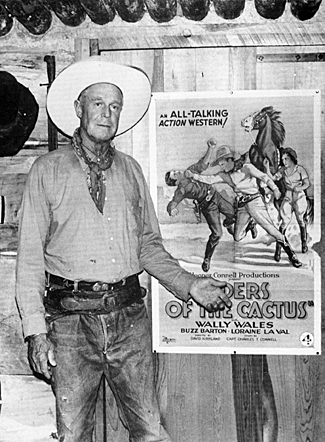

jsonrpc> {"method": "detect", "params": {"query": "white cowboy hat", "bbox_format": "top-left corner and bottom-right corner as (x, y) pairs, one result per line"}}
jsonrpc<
(46, 57), (152, 137)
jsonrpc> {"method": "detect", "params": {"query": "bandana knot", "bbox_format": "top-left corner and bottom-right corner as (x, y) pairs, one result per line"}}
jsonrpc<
(72, 128), (116, 213)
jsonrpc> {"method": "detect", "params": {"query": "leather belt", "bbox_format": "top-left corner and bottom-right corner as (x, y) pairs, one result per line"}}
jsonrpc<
(44, 273), (146, 319)
(46, 272), (139, 293)
(236, 193), (261, 208)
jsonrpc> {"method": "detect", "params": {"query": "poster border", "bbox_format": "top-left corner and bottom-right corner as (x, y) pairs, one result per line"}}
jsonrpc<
(149, 89), (322, 356)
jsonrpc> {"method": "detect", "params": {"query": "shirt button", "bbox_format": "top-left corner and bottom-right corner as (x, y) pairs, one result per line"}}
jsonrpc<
(112, 258), (116, 263)
(107, 217), (111, 221)
(110, 237), (114, 241)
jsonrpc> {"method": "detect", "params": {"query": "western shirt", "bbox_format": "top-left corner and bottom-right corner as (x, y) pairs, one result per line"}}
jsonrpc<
(16, 145), (196, 337)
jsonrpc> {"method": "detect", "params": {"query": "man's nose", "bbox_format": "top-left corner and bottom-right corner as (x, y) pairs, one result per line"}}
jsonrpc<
(102, 105), (111, 118)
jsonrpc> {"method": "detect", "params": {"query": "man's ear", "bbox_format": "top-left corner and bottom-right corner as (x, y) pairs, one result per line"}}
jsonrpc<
(74, 99), (82, 119)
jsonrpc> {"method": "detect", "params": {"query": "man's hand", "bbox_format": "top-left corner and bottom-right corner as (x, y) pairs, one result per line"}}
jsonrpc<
(189, 277), (232, 313)
(167, 201), (179, 216)
(27, 333), (56, 380)
(184, 170), (194, 179)
(207, 138), (217, 149)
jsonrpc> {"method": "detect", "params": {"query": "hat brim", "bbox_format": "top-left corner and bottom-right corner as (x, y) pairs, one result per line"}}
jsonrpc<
(216, 152), (240, 163)
(0, 83), (39, 157)
(46, 58), (152, 138)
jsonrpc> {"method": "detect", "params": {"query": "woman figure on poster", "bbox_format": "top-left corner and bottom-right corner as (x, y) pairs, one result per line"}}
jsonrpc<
(263, 147), (311, 261)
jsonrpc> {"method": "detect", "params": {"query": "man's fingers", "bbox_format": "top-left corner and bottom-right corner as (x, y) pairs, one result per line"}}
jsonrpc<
(48, 349), (57, 367)
(210, 279), (228, 289)
(220, 293), (232, 308)
(40, 361), (51, 380)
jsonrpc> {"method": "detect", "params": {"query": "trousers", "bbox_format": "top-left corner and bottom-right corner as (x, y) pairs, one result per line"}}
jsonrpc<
(48, 302), (171, 442)
(234, 195), (283, 242)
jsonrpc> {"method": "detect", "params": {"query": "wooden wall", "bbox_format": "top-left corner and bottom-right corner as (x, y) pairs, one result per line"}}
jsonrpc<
(0, 11), (324, 442)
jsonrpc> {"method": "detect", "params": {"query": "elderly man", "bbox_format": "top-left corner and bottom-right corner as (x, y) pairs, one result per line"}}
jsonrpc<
(186, 145), (302, 268)
(15, 58), (230, 442)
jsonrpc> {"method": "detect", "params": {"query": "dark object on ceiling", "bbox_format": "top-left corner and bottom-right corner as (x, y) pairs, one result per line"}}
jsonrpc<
(0, 3), (13, 36)
(1, 0), (52, 35)
(255, 0), (286, 19)
(213, 0), (245, 20)
(145, 0), (177, 22)
(0, 71), (39, 157)
(179, 0), (210, 21)
(290, 0), (323, 20)
(0, 0), (322, 37)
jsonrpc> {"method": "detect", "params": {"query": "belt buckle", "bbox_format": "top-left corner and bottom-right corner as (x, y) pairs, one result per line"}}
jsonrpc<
(104, 294), (117, 312)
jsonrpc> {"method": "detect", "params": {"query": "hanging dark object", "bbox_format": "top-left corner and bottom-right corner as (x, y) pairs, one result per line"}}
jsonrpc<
(1, 0), (52, 35)
(44, 55), (58, 152)
(0, 71), (39, 157)
(79, 0), (115, 25)
(0, 3), (13, 37)
(255, 0), (286, 19)
(290, 0), (323, 20)
(113, 0), (145, 23)
(179, 0), (210, 21)
(213, 0), (245, 20)
(44, 0), (86, 27)
(145, 0), (177, 23)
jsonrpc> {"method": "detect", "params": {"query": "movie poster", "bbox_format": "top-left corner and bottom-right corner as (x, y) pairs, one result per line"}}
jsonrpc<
(149, 90), (321, 355)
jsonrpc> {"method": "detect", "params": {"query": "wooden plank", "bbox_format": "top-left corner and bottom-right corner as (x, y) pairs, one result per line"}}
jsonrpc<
(256, 52), (325, 63)
(166, 353), (236, 442)
(165, 353), (201, 441)
(74, 38), (91, 61)
(295, 356), (321, 442)
(268, 356), (296, 442)
(195, 47), (230, 91)
(97, 17), (325, 50)
(0, 257), (31, 374)
(0, 375), (56, 442)
(229, 47), (257, 90)
(164, 48), (196, 92)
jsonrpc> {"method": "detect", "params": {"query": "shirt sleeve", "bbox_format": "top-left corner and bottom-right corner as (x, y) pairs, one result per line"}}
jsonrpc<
(192, 172), (224, 185)
(187, 157), (209, 174)
(15, 158), (50, 338)
(171, 184), (186, 204)
(137, 170), (196, 301)
(298, 165), (309, 181)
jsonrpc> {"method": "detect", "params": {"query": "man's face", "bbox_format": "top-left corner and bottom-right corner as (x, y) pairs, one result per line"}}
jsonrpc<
(219, 158), (234, 173)
(75, 83), (123, 143)
(170, 170), (184, 184)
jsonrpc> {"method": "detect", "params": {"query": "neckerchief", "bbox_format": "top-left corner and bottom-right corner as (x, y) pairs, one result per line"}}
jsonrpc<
(72, 128), (116, 214)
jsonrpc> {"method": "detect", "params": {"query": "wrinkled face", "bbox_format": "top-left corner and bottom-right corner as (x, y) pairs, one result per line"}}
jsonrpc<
(74, 83), (123, 143)
(218, 158), (234, 173)
(282, 153), (294, 168)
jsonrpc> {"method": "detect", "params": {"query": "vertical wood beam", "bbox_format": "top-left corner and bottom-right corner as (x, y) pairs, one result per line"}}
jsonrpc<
(74, 38), (91, 61)
(90, 39), (100, 56)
